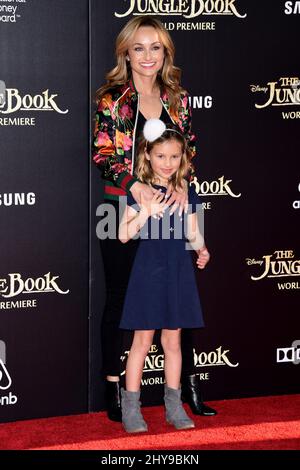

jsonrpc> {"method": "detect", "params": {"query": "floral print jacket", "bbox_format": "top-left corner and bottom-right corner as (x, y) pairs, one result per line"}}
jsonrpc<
(93, 79), (196, 200)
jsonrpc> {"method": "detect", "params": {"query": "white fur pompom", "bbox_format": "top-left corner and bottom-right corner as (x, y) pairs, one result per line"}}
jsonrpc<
(143, 119), (166, 142)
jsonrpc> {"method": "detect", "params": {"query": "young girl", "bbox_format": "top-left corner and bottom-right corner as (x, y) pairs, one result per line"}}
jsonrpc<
(118, 119), (210, 433)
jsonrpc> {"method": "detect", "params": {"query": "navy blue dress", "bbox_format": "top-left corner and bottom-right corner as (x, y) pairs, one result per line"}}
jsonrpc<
(119, 184), (205, 330)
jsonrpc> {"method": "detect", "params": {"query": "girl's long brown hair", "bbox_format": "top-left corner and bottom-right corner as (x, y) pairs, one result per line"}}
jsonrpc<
(135, 128), (191, 191)
(96, 16), (184, 117)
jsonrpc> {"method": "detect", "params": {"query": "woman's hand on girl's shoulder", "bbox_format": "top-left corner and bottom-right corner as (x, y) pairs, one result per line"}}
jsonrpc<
(165, 180), (188, 217)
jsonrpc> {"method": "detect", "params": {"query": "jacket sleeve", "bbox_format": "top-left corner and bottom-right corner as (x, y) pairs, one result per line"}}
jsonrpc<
(92, 94), (138, 193)
(181, 92), (197, 181)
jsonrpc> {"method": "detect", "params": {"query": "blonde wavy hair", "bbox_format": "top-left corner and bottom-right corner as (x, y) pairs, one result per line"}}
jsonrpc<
(96, 16), (183, 117)
(135, 128), (191, 191)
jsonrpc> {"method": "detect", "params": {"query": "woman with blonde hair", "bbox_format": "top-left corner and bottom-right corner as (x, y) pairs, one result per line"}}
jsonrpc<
(93, 15), (216, 422)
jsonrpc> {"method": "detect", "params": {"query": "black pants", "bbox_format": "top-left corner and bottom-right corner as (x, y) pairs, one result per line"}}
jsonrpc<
(100, 200), (198, 377)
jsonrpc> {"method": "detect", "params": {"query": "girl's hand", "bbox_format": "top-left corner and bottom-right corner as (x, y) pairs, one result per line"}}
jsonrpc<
(130, 181), (155, 204)
(140, 189), (165, 218)
(165, 180), (188, 217)
(196, 247), (210, 269)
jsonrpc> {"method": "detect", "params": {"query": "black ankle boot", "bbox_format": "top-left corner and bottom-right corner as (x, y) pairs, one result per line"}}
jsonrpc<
(181, 375), (217, 416)
(105, 381), (122, 422)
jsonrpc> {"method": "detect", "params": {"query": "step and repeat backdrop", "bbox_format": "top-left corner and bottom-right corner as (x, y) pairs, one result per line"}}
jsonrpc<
(90, 0), (299, 410)
(0, 0), (298, 423)
(0, 0), (89, 422)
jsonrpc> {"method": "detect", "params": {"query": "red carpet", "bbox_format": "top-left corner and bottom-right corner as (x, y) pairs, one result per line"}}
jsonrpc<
(0, 395), (300, 450)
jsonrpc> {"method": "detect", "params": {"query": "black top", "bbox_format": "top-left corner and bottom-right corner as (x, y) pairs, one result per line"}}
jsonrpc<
(134, 106), (173, 163)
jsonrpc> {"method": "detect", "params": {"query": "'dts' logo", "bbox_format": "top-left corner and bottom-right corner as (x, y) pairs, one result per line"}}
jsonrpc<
(0, 340), (12, 390)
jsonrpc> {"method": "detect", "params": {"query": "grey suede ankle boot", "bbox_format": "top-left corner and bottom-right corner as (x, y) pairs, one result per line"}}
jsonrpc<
(164, 385), (195, 430)
(121, 388), (148, 433)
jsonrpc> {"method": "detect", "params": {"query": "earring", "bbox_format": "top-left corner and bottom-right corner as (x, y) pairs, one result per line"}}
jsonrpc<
(126, 56), (130, 62)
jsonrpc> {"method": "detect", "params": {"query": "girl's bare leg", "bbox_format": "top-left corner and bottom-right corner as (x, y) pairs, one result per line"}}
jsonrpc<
(125, 330), (155, 391)
(161, 329), (182, 388)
